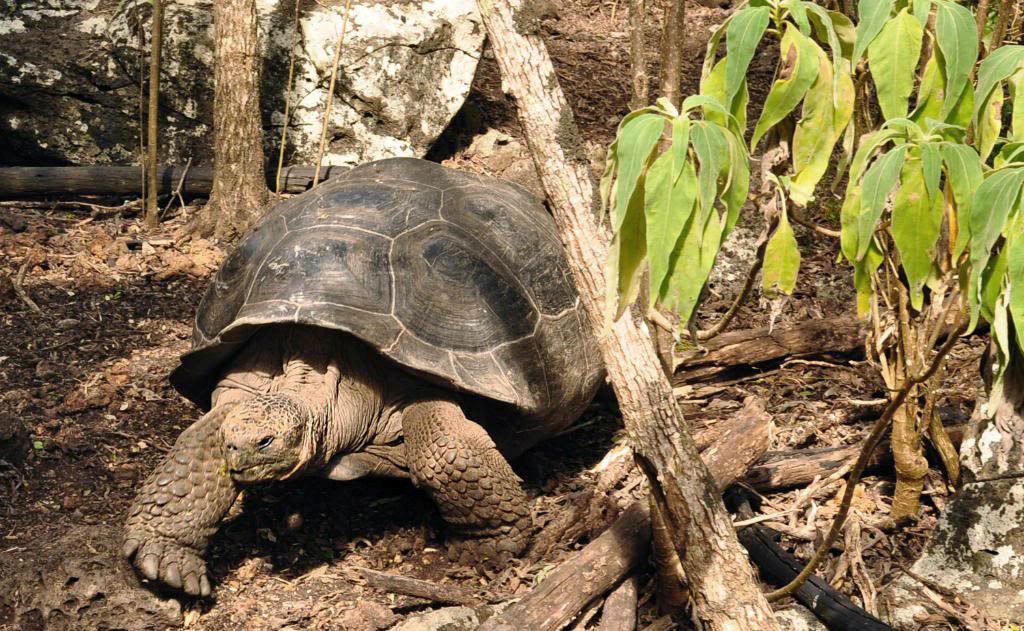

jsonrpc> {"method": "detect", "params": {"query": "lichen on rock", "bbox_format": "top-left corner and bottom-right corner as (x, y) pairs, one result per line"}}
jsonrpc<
(0, 0), (484, 167)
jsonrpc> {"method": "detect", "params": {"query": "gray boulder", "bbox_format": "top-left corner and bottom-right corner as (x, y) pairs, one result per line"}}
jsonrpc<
(0, 1), (483, 166)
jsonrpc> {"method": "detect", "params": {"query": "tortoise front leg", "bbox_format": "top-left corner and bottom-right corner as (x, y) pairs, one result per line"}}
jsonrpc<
(123, 405), (239, 596)
(401, 400), (531, 565)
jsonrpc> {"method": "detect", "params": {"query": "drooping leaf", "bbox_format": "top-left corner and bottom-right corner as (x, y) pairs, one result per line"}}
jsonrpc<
(941, 143), (984, 259)
(701, 58), (749, 135)
(912, 0), (931, 26)
(691, 122), (731, 222)
(974, 45), (1024, 125)
(868, 9), (924, 120)
(791, 47), (855, 205)
(977, 87), (1005, 162)
(810, 9), (856, 61)
(1007, 218), (1024, 355)
(849, 128), (901, 184)
(613, 113), (666, 230)
(721, 129), (750, 237)
(911, 50), (974, 127)
(751, 25), (819, 150)
(855, 238), (884, 317)
(934, 0), (978, 120)
(599, 140), (619, 219)
(701, 13), (736, 83)
(609, 179), (648, 319)
(921, 142), (942, 201)
(725, 6), (771, 111)
(857, 145), (908, 260)
(1010, 69), (1024, 143)
(891, 155), (944, 310)
(970, 167), (1024, 280)
(840, 184), (863, 264)
(662, 206), (722, 323)
(978, 245), (1009, 328)
(853, 0), (894, 63)
(762, 210), (802, 296)
(670, 117), (691, 183)
(646, 154), (698, 306)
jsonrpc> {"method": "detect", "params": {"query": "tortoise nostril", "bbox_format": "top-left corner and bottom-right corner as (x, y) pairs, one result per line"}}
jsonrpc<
(256, 435), (274, 450)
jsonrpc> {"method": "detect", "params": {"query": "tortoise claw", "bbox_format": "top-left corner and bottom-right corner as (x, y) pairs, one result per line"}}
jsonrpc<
(123, 528), (210, 597)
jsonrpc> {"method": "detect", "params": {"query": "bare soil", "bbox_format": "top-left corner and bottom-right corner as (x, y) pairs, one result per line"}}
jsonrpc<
(0, 1), (989, 630)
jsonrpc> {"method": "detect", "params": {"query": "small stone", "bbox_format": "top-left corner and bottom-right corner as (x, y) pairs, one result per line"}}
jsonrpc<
(55, 318), (80, 330)
(388, 606), (480, 631)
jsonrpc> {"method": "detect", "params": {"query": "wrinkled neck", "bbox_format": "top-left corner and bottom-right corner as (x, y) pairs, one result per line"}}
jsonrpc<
(273, 333), (393, 475)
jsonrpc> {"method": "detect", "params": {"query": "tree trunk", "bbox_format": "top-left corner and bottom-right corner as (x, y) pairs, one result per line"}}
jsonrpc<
(628, 0), (649, 110)
(476, 2), (779, 629)
(144, 0), (163, 229)
(657, 0), (685, 108)
(198, 0), (269, 240)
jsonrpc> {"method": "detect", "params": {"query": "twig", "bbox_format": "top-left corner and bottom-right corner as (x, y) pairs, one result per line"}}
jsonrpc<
(357, 567), (493, 606)
(976, 0), (992, 56)
(697, 238), (766, 341)
(313, 0), (353, 188)
(790, 207), (841, 238)
(275, 0), (301, 194)
(13, 262), (41, 313)
(992, 0), (1015, 51)
(161, 157), (192, 218)
(766, 313), (968, 601)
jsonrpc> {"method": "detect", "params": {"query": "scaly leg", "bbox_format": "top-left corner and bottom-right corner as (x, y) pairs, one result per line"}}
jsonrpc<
(123, 405), (239, 596)
(402, 400), (531, 565)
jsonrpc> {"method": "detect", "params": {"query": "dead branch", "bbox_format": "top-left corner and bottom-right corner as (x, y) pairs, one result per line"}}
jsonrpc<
(13, 263), (41, 314)
(145, 0), (164, 228)
(677, 317), (866, 384)
(313, 0), (353, 187)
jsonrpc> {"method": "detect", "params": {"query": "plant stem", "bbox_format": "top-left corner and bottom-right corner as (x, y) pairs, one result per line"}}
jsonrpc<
(275, 0), (301, 195)
(145, 0), (164, 229)
(313, 0), (353, 188)
(766, 311), (967, 601)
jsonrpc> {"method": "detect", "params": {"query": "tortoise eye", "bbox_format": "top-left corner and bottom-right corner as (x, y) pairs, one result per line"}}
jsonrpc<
(256, 436), (274, 450)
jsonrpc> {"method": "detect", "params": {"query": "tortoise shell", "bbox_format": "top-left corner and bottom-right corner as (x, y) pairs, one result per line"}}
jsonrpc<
(170, 158), (603, 432)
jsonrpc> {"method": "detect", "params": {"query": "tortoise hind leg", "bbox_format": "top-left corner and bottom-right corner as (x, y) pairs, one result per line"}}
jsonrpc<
(401, 400), (531, 565)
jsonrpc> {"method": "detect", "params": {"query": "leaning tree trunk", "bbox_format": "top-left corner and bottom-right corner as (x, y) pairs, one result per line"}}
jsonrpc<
(476, 2), (779, 629)
(197, 0), (269, 240)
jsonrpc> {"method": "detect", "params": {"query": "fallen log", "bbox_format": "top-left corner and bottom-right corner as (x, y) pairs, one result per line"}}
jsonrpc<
(744, 424), (966, 492)
(0, 165), (347, 198)
(674, 317), (865, 384)
(596, 576), (638, 631)
(480, 397), (773, 631)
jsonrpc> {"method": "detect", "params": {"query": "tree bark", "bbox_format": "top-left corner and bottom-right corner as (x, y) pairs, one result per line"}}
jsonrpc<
(657, 0), (686, 108)
(144, 0), (163, 229)
(476, 3), (779, 628)
(198, 0), (269, 240)
(597, 576), (638, 631)
(628, 0), (649, 110)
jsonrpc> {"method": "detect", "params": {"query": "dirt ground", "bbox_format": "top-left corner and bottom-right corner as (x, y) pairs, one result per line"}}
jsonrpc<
(0, 1), (991, 630)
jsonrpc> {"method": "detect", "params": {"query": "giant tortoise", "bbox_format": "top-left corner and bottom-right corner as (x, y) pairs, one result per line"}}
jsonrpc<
(123, 157), (605, 596)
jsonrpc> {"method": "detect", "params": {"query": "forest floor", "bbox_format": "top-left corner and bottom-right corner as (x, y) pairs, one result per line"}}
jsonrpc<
(0, 1), (990, 630)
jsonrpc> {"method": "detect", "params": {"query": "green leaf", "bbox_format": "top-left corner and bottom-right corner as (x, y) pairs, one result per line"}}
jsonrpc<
(857, 145), (908, 260)
(1010, 69), (1024, 143)
(701, 58), (749, 134)
(608, 181), (648, 319)
(810, 9), (855, 61)
(791, 47), (855, 205)
(646, 153), (698, 306)
(868, 9), (924, 121)
(853, 0), (894, 63)
(977, 87), (1004, 163)
(855, 239), (884, 317)
(762, 210), (802, 296)
(725, 6), (771, 111)
(979, 245), (1009, 327)
(934, 0), (978, 120)
(662, 206), (723, 323)
(33, 440), (44, 451)
(891, 155), (944, 310)
(721, 130), (750, 237)
(921, 143), (942, 201)
(912, 0), (932, 25)
(751, 25), (819, 150)
(671, 117), (691, 183)
(599, 141), (618, 218)
(613, 114), (666, 230)
(970, 167), (1024, 279)
(974, 45), (1024, 126)
(941, 143), (983, 259)
(702, 14), (736, 84)
(1007, 220), (1024, 355)
(849, 128), (901, 184)
(691, 122), (730, 222)
(840, 184), (863, 263)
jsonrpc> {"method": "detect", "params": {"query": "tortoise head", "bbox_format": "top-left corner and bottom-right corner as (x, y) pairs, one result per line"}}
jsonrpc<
(220, 394), (310, 483)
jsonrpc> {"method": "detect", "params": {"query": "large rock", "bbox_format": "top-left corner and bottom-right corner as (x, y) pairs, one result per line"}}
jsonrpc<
(881, 365), (1024, 627)
(0, 1), (483, 167)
